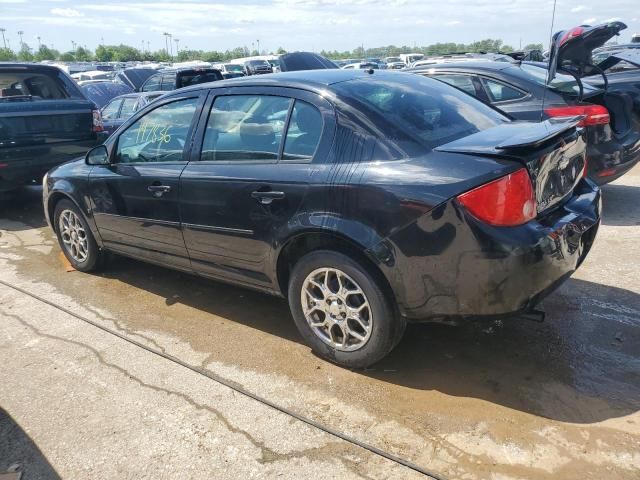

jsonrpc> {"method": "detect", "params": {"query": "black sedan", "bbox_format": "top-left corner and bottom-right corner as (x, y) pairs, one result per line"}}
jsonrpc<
(410, 22), (640, 185)
(42, 70), (600, 368)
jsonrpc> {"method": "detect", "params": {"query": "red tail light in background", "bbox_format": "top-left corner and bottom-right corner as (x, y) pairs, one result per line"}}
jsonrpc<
(457, 168), (537, 227)
(92, 109), (104, 133)
(544, 105), (610, 127)
(559, 26), (585, 46)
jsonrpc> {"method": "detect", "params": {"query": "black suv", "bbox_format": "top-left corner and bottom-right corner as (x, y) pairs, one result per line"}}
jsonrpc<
(43, 70), (600, 368)
(140, 68), (223, 92)
(242, 60), (273, 76)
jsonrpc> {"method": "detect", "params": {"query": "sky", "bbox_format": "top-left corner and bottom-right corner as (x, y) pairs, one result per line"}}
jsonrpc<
(0, 0), (638, 54)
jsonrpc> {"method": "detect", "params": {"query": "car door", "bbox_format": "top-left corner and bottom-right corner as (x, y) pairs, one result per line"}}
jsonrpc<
(88, 93), (204, 270)
(179, 87), (335, 290)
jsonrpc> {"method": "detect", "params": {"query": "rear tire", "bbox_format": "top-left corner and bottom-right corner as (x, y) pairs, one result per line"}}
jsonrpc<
(53, 199), (103, 272)
(288, 250), (405, 369)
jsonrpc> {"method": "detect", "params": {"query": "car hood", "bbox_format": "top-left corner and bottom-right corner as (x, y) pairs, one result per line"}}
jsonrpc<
(278, 52), (338, 72)
(548, 21), (627, 81)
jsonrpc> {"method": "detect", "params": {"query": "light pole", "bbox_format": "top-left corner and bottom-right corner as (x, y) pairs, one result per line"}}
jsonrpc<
(17, 30), (23, 50)
(37, 36), (41, 48)
(168, 33), (173, 59)
(256, 39), (260, 54)
(163, 32), (170, 58)
(0, 28), (6, 49)
(71, 40), (76, 51)
(174, 38), (179, 56)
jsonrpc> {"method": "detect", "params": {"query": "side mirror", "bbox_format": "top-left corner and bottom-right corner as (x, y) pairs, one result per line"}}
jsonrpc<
(85, 145), (110, 166)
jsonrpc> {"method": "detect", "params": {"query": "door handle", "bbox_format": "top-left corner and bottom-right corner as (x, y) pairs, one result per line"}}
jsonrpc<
(148, 184), (171, 197)
(251, 190), (285, 205)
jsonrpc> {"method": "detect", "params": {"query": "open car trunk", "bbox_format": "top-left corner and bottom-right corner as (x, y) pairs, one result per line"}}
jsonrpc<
(437, 119), (586, 214)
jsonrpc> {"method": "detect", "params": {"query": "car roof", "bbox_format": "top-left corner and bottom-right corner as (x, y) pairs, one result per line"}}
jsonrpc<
(408, 60), (515, 72)
(171, 69), (388, 96)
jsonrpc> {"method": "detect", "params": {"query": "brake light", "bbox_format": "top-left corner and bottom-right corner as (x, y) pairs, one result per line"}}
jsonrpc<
(544, 105), (610, 127)
(457, 168), (537, 227)
(92, 109), (104, 133)
(559, 26), (585, 46)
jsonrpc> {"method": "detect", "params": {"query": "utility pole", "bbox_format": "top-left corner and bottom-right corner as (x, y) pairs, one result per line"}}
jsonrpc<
(17, 30), (23, 49)
(0, 28), (6, 49)
(174, 38), (179, 56)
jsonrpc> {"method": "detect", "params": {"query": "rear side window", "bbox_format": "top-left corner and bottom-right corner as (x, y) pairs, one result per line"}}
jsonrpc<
(178, 71), (222, 88)
(333, 75), (506, 151)
(201, 95), (291, 162)
(119, 97), (138, 118)
(101, 99), (122, 120)
(0, 71), (70, 100)
(142, 74), (161, 92)
(115, 98), (198, 163)
(481, 78), (526, 103)
(433, 74), (477, 96)
(283, 101), (323, 161)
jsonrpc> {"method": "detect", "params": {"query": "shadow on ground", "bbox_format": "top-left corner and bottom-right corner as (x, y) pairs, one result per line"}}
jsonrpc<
(601, 183), (640, 226)
(0, 188), (47, 231)
(0, 408), (60, 480)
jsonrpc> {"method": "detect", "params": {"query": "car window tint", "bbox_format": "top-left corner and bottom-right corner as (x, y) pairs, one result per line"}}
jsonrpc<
(101, 99), (122, 120)
(283, 101), (323, 161)
(160, 74), (175, 91)
(482, 78), (525, 102)
(333, 75), (505, 152)
(142, 74), (161, 92)
(115, 98), (198, 164)
(201, 95), (291, 162)
(433, 74), (477, 96)
(119, 97), (138, 119)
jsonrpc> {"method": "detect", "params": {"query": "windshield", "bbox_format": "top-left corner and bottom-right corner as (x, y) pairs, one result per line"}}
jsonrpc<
(386, 57), (402, 63)
(225, 64), (243, 72)
(333, 74), (506, 153)
(519, 63), (598, 95)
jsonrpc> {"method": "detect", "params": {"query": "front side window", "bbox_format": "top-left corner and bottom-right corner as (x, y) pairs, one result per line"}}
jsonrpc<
(201, 95), (291, 162)
(434, 74), (477, 96)
(283, 101), (323, 161)
(101, 99), (122, 120)
(115, 98), (198, 164)
(481, 78), (526, 103)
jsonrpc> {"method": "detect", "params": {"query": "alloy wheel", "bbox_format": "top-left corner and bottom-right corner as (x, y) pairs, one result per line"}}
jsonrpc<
(59, 209), (89, 263)
(300, 267), (373, 352)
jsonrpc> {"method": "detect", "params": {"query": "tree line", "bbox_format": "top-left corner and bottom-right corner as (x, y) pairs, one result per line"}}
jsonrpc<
(0, 39), (544, 63)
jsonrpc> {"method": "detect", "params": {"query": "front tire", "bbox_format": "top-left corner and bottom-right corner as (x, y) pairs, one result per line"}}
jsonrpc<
(288, 250), (405, 369)
(53, 199), (103, 272)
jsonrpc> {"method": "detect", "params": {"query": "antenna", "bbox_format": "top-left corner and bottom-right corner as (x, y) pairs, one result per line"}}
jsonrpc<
(540, 0), (558, 122)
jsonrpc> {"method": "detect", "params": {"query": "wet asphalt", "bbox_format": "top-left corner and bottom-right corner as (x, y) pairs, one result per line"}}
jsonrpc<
(0, 166), (639, 479)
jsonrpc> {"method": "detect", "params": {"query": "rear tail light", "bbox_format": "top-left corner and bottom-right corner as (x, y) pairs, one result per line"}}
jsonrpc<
(559, 26), (585, 46)
(597, 167), (617, 178)
(457, 168), (537, 227)
(92, 109), (104, 133)
(544, 105), (610, 127)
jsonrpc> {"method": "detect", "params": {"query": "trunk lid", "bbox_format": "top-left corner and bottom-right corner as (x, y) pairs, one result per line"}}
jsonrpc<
(436, 119), (587, 213)
(548, 21), (627, 81)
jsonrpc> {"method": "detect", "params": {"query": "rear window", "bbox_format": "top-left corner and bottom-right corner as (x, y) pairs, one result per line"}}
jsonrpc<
(177, 71), (221, 87)
(519, 63), (598, 95)
(0, 69), (80, 100)
(332, 74), (506, 151)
